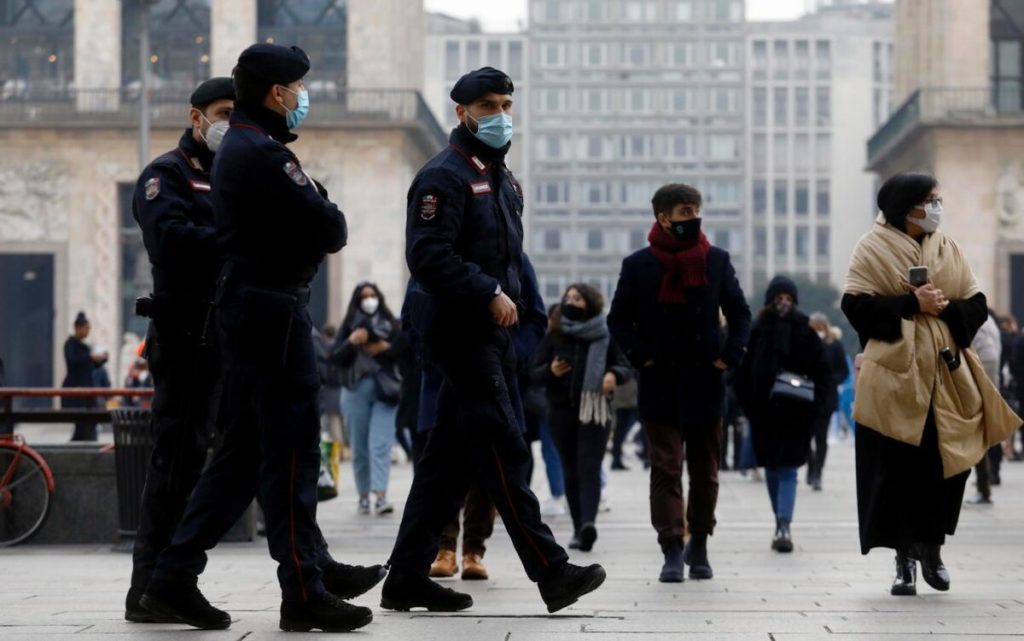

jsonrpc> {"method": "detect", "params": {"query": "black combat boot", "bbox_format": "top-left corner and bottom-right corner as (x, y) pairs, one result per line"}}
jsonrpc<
(279, 592), (373, 632)
(125, 586), (176, 623)
(659, 540), (685, 583)
(771, 520), (794, 553)
(891, 549), (917, 596)
(537, 562), (607, 613)
(913, 543), (950, 591)
(380, 567), (473, 612)
(321, 561), (387, 600)
(139, 582), (231, 630)
(683, 533), (714, 578)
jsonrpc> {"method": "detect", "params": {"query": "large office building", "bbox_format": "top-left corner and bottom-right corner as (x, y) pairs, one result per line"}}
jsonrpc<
(526, 0), (747, 302)
(745, 2), (893, 293)
(0, 0), (444, 394)
(867, 0), (1024, 319)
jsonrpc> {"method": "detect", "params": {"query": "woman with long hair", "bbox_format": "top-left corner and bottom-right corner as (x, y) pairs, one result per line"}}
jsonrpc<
(806, 312), (850, 491)
(531, 283), (631, 552)
(333, 282), (403, 516)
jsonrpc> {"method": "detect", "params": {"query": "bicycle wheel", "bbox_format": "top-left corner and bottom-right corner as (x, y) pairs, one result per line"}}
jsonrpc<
(0, 445), (52, 547)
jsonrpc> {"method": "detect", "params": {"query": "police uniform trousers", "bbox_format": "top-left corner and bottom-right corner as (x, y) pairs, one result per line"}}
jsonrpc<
(150, 284), (327, 602)
(389, 324), (568, 582)
(131, 318), (218, 591)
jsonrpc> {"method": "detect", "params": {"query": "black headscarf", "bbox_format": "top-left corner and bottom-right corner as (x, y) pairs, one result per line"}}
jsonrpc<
(877, 173), (938, 231)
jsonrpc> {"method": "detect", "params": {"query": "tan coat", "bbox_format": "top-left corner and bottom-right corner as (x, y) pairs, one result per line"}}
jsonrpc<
(845, 215), (1020, 477)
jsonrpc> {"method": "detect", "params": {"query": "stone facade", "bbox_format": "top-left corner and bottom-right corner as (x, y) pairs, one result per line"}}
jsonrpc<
(348, 0), (424, 92)
(211, 0), (257, 77)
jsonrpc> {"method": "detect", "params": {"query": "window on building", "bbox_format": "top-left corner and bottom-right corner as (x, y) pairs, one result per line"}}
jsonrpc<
(584, 42), (605, 67)
(585, 0), (607, 22)
(257, 0), (345, 87)
(794, 87), (809, 126)
(775, 227), (788, 258)
(539, 89), (567, 112)
(629, 228), (646, 249)
(487, 41), (501, 66)
(713, 88), (737, 113)
(537, 0), (563, 22)
(671, 43), (691, 66)
(794, 40), (810, 75)
(543, 229), (562, 251)
(628, 88), (651, 112)
(713, 229), (731, 251)
(753, 179), (767, 215)
(816, 227), (830, 258)
(815, 86), (831, 125)
(773, 179), (788, 214)
(537, 182), (569, 204)
(709, 134), (738, 160)
(542, 43), (566, 67)
(773, 133), (788, 172)
(626, 43), (651, 66)
(753, 87), (767, 126)
(773, 87), (788, 126)
(815, 39), (831, 76)
(674, 0), (693, 21)
(586, 135), (604, 159)
(672, 88), (688, 112)
(753, 134), (767, 173)
(795, 226), (809, 259)
(0, 0), (74, 89)
(754, 227), (767, 258)
(773, 40), (789, 79)
(816, 180), (830, 216)
(710, 42), (737, 67)
(992, 39), (1022, 111)
(466, 41), (481, 70)
(752, 40), (768, 73)
(582, 88), (606, 113)
(445, 42), (461, 80)
(625, 1), (657, 22)
(707, 180), (740, 206)
(124, 0), (214, 89)
(794, 134), (810, 172)
(543, 135), (563, 159)
(795, 179), (809, 215)
(815, 134), (831, 172)
(672, 134), (692, 158)
(508, 41), (523, 77)
(587, 229), (604, 251)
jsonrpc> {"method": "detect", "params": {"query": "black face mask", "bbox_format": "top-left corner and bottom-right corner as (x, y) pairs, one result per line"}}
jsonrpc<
(668, 218), (702, 243)
(560, 303), (587, 322)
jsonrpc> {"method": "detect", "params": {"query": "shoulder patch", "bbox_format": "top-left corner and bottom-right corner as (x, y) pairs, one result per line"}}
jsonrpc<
(144, 177), (160, 200)
(419, 194), (440, 221)
(283, 161), (309, 186)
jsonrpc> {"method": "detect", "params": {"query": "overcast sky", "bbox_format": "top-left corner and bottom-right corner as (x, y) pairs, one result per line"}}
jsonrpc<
(423, 0), (814, 31)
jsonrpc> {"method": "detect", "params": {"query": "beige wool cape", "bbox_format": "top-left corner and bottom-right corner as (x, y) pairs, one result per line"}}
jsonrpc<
(845, 215), (1021, 478)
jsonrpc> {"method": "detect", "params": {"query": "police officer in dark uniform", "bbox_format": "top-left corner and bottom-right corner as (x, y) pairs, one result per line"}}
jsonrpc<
(381, 67), (607, 614)
(139, 45), (378, 633)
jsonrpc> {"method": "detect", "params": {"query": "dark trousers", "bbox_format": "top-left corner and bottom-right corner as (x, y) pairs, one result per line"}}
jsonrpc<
(438, 482), (496, 556)
(807, 412), (831, 482)
(71, 421), (98, 441)
(644, 419), (722, 551)
(550, 407), (610, 535)
(974, 445), (1004, 497)
(611, 408), (638, 465)
(131, 323), (216, 590)
(150, 288), (326, 602)
(388, 326), (568, 582)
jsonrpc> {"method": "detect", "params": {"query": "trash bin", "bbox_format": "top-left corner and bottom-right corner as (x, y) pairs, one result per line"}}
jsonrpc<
(111, 408), (154, 551)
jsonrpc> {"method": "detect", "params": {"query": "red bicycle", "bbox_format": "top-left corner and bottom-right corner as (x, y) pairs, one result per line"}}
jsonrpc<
(0, 434), (55, 546)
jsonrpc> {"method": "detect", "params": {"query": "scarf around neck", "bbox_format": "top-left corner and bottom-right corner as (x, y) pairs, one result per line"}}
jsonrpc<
(560, 313), (612, 427)
(647, 222), (711, 304)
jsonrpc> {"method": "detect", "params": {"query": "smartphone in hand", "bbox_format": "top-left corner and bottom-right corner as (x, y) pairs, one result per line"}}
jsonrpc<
(908, 266), (929, 288)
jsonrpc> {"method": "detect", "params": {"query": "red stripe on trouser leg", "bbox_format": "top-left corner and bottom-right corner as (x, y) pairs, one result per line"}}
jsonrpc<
(490, 446), (549, 569)
(289, 452), (308, 601)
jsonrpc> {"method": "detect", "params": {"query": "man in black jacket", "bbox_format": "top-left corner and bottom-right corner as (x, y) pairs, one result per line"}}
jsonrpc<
(608, 183), (751, 583)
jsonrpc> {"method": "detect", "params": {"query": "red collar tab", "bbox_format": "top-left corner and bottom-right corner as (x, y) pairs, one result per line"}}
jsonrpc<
(449, 143), (491, 175)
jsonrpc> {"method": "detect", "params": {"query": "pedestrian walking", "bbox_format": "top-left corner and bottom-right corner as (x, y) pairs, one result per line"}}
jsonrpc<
(531, 283), (631, 552)
(609, 379), (639, 471)
(315, 324), (347, 459)
(967, 310), (1003, 504)
(383, 67), (605, 614)
(608, 183), (751, 582)
(842, 172), (1021, 596)
(62, 312), (105, 442)
(140, 46), (383, 632)
(806, 312), (849, 491)
(333, 282), (402, 516)
(735, 277), (832, 553)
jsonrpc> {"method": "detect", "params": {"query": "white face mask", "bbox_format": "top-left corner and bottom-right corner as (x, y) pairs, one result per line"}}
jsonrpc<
(360, 296), (380, 315)
(201, 116), (229, 153)
(915, 201), (942, 233)
(816, 330), (827, 341)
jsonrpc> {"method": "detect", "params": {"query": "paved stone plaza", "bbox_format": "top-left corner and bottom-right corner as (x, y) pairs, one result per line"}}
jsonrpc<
(1, 433), (1022, 640)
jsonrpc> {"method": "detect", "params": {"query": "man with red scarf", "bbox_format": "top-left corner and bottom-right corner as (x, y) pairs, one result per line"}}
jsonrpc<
(608, 183), (751, 583)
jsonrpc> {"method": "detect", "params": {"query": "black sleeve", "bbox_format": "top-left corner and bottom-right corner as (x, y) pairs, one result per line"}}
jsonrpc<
(807, 332), (835, 417)
(733, 327), (758, 412)
(530, 333), (556, 386)
(132, 163), (217, 268)
(830, 342), (850, 382)
(939, 292), (988, 349)
(263, 145), (347, 254)
(607, 259), (649, 368)
(405, 167), (500, 303)
(606, 338), (633, 384)
(841, 292), (920, 348)
(64, 340), (91, 370)
(329, 326), (358, 369)
(719, 254), (752, 368)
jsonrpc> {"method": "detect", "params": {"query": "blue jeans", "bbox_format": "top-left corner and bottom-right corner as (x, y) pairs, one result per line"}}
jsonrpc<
(538, 417), (565, 498)
(765, 466), (798, 523)
(341, 377), (396, 497)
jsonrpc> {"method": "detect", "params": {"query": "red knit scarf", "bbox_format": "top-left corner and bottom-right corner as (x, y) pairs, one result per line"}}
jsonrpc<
(647, 222), (710, 304)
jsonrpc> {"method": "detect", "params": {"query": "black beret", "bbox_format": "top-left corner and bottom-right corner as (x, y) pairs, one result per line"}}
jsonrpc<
(450, 66), (514, 104)
(190, 77), (235, 109)
(237, 44), (310, 85)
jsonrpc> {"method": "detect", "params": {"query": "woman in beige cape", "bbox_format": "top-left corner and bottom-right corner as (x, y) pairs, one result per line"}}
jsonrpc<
(842, 173), (1020, 597)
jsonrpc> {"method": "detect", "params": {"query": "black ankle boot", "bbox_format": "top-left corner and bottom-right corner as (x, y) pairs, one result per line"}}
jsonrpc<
(771, 520), (793, 553)
(321, 561), (387, 600)
(538, 562), (606, 613)
(659, 540), (685, 583)
(913, 543), (950, 591)
(682, 533), (713, 579)
(380, 568), (473, 612)
(891, 550), (917, 596)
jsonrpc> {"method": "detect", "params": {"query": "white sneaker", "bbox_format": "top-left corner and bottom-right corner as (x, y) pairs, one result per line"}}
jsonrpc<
(540, 496), (567, 517)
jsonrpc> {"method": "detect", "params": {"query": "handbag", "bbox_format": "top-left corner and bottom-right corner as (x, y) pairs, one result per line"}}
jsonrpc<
(770, 370), (815, 404)
(373, 367), (402, 405)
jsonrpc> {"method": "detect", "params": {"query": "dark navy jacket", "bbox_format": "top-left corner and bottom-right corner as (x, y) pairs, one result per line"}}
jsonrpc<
(608, 245), (751, 424)
(132, 129), (219, 311)
(405, 125), (525, 333)
(212, 104), (346, 287)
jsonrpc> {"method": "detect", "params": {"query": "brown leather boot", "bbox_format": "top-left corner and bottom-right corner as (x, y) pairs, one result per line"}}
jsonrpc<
(461, 553), (488, 581)
(429, 550), (458, 578)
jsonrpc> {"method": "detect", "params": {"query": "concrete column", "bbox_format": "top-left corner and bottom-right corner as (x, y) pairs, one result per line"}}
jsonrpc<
(211, 0), (258, 77)
(74, 0), (120, 110)
(347, 0), (424, 91)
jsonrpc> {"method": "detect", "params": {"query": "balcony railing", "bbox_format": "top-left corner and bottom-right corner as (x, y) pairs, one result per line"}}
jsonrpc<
(867, 86), (1024, 166)
(0, 87), (447, 150)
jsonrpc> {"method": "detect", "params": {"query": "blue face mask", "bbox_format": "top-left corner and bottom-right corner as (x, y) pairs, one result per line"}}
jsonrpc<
(467, 111), (513, 149)
(280, 86), (310, 129)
